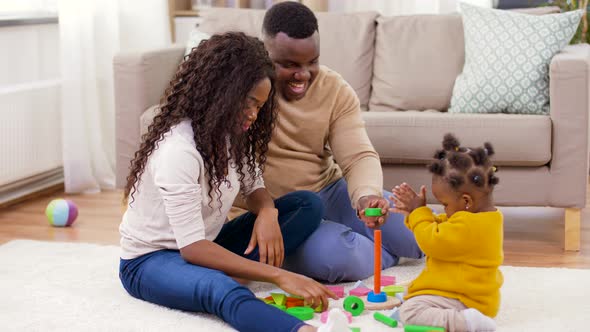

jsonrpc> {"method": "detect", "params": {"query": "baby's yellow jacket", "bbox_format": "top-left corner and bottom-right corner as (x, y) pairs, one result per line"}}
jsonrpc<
(404, 206), (504, 317)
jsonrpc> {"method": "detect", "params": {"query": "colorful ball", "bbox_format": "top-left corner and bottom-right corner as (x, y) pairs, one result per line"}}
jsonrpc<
(45, 199), (78, 227)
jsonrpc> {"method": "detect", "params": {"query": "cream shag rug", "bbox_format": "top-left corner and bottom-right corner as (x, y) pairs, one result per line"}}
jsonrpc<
(1, 240), (588, 332)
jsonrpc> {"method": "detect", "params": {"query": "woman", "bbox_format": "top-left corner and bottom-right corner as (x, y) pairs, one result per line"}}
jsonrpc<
(119, 32), (338, 332)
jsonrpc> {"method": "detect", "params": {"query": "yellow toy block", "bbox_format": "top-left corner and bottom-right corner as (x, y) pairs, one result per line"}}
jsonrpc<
(271, 293), (287, 306)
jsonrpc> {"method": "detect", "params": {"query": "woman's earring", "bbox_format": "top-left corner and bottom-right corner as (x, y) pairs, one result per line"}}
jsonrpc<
(465, 205), (469, 210)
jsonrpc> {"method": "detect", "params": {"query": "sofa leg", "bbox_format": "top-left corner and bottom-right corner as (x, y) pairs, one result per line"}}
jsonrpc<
(564, 208), (581, 252)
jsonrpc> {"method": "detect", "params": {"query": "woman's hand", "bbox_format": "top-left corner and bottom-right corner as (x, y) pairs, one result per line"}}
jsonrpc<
(274, 270), (338, 310)
(357, 195), (390, 228)
(244, 207), (284, 267)
(389, 183), (427, 215)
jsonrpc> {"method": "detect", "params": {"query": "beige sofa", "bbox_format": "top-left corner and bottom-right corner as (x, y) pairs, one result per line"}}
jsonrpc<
(114, 8), (590, 251)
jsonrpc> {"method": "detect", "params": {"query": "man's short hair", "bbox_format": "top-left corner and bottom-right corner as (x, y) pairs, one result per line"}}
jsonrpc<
(262, 1), (318, 39)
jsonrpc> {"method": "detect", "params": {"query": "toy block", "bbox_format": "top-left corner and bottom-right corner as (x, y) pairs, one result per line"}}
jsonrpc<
(286, 307), (314, 321)
(389, 307), (401, 321)
(313, 302), (326, 313)
(353, 280), (368, 289)
(349, 287), (371, 296)
(326, 285), (345, 298)
(383, 285), (405, 296)
(350, 328), (361, 332)
(305, 301), (324, 313)
(286, 297), (305, 308)
(374, 312), (398, 327)
(404, 325), (445, 332)
(321, 309), (352, 323)
(343, 296), (365, 316)
(259, 297), (274, 304)
(271, 293), (287, 306)
(363, 296), (401, 310)
(365, 208), (383, 217)
(381, 276), (396, 286)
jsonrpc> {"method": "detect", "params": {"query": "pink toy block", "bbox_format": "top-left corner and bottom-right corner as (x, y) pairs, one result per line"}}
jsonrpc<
(349, 287), (371, 296)
(326, 285), (345, 298)
(321, 309), (352, 323)
(380, 276), (396, 286)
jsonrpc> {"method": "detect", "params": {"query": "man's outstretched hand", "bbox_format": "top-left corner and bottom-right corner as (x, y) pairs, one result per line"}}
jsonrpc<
(357, 195), (389, 228)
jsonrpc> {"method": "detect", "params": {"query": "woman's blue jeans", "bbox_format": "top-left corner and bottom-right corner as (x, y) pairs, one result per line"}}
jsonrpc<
(119, 191), (323, 332)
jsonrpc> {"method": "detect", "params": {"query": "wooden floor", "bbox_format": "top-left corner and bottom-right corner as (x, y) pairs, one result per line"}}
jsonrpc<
(0, 188), (589, 268)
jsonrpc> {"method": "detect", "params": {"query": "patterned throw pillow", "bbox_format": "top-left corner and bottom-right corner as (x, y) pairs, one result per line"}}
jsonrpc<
(449, 4), (583, 115)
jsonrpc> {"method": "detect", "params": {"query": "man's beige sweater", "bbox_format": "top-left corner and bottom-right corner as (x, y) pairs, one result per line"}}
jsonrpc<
(233, 66), (382, 216)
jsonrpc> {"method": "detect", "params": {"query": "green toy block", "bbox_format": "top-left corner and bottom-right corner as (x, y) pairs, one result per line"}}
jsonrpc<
(373, 312), (398, 327)
(364, 208), (383, 217)
(271, 293), (287, 306)
(350, 328), (361, 332)
(343, 296), (365, 316)
(404, 324), (445, 332)
(286, 307), (314, 320)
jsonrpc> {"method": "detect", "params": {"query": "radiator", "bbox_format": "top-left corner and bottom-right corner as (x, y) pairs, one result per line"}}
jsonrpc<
(0, 80), (63, 203)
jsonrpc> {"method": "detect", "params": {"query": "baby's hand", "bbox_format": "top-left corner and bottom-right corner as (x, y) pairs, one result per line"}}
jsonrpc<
(389, 183), (427, 215)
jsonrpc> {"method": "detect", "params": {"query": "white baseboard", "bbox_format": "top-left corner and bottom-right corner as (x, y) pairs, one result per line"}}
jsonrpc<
(0, 168), (64, 206)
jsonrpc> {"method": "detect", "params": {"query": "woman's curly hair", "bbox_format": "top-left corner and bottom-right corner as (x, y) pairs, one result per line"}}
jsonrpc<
(124, 32), (278, 204)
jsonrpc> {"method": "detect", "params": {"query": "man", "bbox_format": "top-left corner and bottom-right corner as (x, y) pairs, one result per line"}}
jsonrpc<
(236, 1), (423, 282)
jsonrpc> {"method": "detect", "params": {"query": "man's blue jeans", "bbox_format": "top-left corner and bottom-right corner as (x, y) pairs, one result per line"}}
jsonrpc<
(119, 191), (323, 332)
(284, 178), (424, 283)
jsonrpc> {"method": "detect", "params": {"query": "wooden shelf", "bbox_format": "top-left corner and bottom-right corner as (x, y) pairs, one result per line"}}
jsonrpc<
(174, 10), (199, 17)
(167, 0), (328, 42)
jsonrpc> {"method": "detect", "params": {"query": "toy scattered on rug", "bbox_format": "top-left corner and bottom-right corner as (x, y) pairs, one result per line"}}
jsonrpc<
(45, 198), (78, 227)
(362, 219), (402, 311)
(259, 208), (426, 330)
(404, 325), (445, 331)
(318, 308), (353, 332)
(326, 285), (345, 298)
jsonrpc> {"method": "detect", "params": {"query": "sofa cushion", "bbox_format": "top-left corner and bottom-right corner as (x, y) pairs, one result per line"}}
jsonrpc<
(198, 8), (377, 110)
(362, 111), (551, 167)
(370, 14), (465, 112)
(449, 4), (583, 115)
(369, 6), (567, 113)
(141, 106), (552, 167)
(315, 11), (377, 111)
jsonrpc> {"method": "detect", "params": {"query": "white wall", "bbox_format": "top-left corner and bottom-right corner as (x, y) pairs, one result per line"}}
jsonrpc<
(0, 0), (57, 12)
(0, 23), (62, 186)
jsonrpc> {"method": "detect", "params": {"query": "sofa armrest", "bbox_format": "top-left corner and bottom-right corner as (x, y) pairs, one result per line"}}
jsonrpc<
(114, 45), (185, 188)
(549, 44), (590, 208)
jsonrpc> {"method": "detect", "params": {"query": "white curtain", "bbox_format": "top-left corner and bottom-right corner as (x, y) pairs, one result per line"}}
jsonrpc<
(58, 0), (171, 193)
(327, 0), (493, 15)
